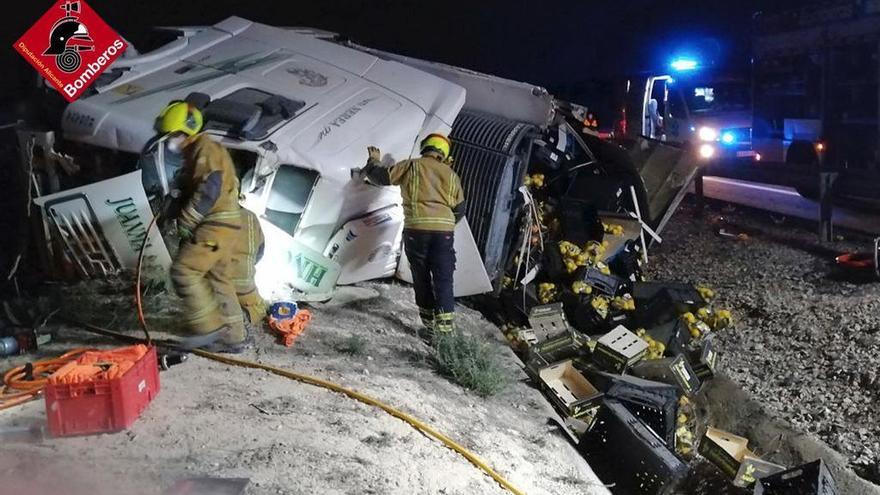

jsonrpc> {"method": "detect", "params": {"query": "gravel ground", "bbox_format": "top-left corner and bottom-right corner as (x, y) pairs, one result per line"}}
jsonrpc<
(647, 198), (880, 482)
(1, 281), (608, 495)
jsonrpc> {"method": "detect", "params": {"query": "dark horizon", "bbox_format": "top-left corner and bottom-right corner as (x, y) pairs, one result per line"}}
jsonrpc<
(3, 0), (807, 105)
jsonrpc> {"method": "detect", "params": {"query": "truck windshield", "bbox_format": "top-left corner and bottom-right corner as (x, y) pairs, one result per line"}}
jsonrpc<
(682, 82), (750, 114)
(264, 166), (319, 235)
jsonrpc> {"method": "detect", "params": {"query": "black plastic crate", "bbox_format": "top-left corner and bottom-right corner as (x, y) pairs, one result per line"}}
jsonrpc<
(606, 378), (679, 447)
(558, 197), (605, 245)
(579, 399), (688, 494)
(632, 282), (706, 327)
(630, 355), (701, 397)
(753, 460), (838, 495)
(562, 292), (609, 333)
(646, 319), (690, 358)
(609, 239), (644, 282)
(582, 267), (625, 296)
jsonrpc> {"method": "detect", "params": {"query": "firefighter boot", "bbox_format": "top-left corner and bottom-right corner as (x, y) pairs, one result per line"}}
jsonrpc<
(434, 311), (455, 335)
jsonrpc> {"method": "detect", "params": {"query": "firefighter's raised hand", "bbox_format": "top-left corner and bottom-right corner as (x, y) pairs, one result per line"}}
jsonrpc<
(367, 146), (381, 162)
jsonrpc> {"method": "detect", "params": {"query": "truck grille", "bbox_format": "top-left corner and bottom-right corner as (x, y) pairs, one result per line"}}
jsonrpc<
(449, 111), (536, 282)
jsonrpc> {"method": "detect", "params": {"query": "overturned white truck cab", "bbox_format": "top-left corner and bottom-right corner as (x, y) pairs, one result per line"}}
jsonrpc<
(23, 16), (698, 300)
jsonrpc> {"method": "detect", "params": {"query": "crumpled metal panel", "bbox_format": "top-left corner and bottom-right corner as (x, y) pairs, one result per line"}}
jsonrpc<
(33, 171), (172, 279)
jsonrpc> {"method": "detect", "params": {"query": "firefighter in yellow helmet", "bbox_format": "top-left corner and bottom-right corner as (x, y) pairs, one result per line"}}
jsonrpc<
(361, 133), (465, 339)
(156, 101), (249, 353)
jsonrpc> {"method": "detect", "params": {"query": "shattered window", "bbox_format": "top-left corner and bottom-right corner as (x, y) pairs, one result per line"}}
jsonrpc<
(264, 166), (319, 235)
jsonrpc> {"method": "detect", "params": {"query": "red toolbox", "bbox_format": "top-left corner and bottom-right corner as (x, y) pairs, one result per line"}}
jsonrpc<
(44, 345), (160, 437)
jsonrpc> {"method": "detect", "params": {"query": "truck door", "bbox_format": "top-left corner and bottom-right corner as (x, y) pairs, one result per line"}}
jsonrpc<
(644, 76), (672, 140)
(625, 75), (702, 229)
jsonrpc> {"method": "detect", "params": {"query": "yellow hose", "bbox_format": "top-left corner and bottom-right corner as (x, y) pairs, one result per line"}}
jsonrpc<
(63, 319), (525, 495)
(193, 349), (527, 495)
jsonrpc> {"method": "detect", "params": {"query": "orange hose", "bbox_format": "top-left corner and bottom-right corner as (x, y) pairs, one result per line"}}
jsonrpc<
(135, 214), (159, 345)
(0, 348), (93, 410)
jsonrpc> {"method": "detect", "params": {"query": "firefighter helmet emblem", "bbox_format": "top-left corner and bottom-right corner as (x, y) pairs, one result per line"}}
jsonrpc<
(42, 1), (94, 73)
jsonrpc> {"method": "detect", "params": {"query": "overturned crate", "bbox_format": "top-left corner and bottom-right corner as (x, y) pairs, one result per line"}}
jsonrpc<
(753, 459), (837, 495)
(593, 325), (648, 373)
(630, 355), (701, 397)
(528, 303), (570, 342)
(580, 399), (688, 494)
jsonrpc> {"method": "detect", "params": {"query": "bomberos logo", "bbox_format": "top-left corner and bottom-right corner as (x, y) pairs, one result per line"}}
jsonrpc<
(14, 0), (127, 102)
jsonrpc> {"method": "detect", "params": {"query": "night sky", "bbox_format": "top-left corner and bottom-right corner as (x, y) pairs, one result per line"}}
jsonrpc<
(3, 0), (803, 104)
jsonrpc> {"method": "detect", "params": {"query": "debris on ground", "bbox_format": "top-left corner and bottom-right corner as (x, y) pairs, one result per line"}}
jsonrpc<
(649, 200), (880, 488)
(267, 302), (312, 348)
(835, 237), (880, 282)
(472, 135), (861, 493)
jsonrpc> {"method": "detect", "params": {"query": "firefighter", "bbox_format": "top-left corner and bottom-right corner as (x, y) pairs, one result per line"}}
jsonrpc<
(360, 134), (465, 339)
(229, 206), (267, 327)
(156, 101), (249, 353)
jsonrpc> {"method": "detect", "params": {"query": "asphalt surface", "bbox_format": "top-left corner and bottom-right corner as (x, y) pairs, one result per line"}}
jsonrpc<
(697, 176), (880, 236)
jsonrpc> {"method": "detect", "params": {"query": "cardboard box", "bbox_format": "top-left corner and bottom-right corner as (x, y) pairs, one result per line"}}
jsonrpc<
(515, 328), (539, 346)
(735, 455), (785, 488)
(593, 325), (648, 373)
(538, 360), (603, 419)
(691, 337), (720, 379)
(699, 427), (750, 478)
(528, 303), (570, 342)
(630, 355), (701, 397)
(699, 427), (786, 488)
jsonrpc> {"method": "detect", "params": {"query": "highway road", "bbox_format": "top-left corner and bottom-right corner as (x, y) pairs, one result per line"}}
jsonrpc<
(695, 176), (880, 235)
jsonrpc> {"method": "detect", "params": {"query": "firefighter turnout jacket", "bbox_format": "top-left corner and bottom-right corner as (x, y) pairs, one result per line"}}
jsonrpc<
(365, 151), (465, 232)
(177, 133), (242, 239)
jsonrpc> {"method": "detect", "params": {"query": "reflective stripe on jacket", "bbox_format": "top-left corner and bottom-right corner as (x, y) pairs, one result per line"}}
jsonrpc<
(367, 152), (464, 233)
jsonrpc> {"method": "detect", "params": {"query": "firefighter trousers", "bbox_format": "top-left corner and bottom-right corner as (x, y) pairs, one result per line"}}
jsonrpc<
(170, 215), (246, 342)
(230, 208), (267, 324)
(403, 230), (456, 333)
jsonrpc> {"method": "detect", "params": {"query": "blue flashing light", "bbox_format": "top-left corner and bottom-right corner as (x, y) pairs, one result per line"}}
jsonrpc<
(671, 58), (699, 72)
(721, 132), (736, 145)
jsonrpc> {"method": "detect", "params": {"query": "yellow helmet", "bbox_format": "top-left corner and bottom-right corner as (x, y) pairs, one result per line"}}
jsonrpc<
(156, 101), (203, 136)
(420, 133), (451, 159)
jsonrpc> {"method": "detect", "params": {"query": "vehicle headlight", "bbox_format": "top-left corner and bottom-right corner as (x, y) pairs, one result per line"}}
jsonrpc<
(699, 144), (716, 159)
(698, 127), (718, 142)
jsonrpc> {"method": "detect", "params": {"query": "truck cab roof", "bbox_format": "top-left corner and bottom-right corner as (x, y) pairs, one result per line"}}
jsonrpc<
(61, 16), (466, 185)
